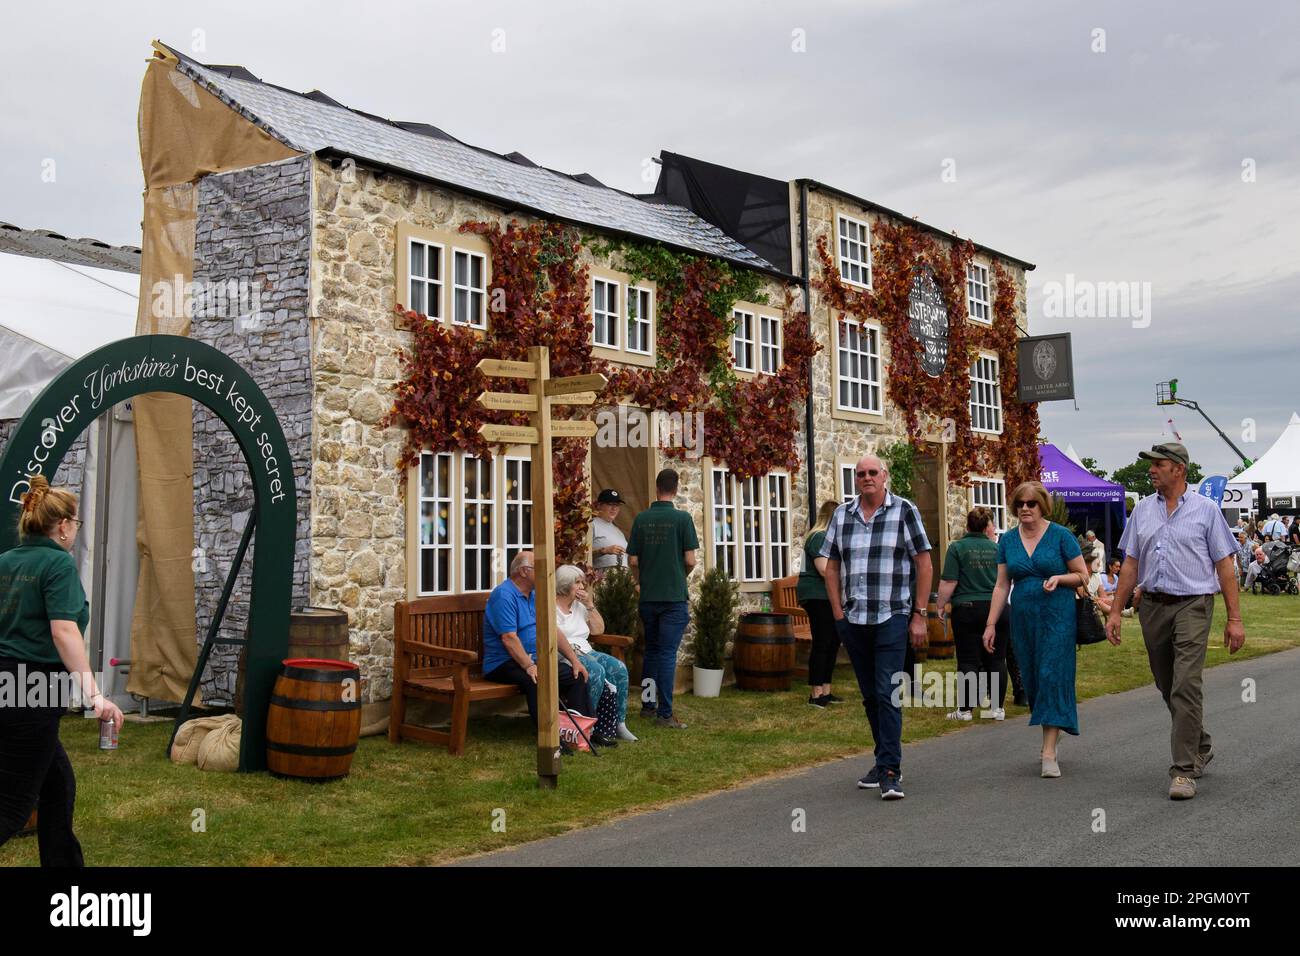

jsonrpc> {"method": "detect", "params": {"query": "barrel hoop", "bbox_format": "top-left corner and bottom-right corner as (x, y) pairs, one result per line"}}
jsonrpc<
(266, 739), (358, 757)
(733, 667), (793, 678)
(269, 695), (361, 712)
(282, 665), (358, 683)
(735, 635), (795, 645)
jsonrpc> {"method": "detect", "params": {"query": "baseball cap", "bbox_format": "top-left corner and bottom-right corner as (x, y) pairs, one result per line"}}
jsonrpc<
(1138, 442), (1190, 466)
(596, 488), (623, 504)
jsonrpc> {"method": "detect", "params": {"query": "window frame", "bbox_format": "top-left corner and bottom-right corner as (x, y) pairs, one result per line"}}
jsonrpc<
(970, 477), (1008, 534)
(452, 247), (488, 330)
(589, 266), (656, 368)
(396, 222), (492, 333)
(592, 275), (622, 350)
(704, 461), (793, 589)
(832, 312), (884, 421)
(406, 446), (533, 598)
(969, 351), (1003, 436)
(836, 213), (873, 290)
(758, 312), (783, 375)
(627, 284), (653, 356)
(732, 308), (756, 373)
(966, 260), (992, 326)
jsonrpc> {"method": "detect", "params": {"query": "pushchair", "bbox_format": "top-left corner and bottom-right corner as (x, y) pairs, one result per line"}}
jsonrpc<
(1251, 543), (1299, 595)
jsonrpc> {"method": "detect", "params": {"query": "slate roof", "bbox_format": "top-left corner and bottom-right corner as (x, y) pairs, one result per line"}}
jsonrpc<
(161, 45), (784, 276)
(0, 222), (141, 274)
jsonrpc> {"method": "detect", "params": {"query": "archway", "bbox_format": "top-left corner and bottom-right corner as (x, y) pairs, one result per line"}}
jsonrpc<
(0, 334), (296, 771)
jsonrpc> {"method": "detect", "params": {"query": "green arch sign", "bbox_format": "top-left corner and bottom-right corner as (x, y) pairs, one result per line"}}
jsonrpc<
(0, 334), (295, 771)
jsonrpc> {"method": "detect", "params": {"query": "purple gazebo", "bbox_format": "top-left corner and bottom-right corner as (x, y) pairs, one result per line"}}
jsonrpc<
(1038, 443), (1127, 558)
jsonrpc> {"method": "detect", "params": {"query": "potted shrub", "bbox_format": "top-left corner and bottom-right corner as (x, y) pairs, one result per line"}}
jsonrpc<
(690, 566), (738, 697)
(593, 567), (644, 680)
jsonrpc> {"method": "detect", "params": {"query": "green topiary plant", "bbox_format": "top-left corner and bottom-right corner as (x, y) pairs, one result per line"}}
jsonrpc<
(878, 440), (916, 500)
(1047, 494), (1078, 535)
(593, 568), (642, 642)
(690, 566), (739, 670)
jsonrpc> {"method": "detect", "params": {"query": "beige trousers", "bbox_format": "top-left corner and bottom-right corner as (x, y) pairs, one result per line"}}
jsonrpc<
(1137, 594), (1215, 777)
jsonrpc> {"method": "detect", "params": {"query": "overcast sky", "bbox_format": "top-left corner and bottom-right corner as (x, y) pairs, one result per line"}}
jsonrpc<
(2, 0), (1296, 478)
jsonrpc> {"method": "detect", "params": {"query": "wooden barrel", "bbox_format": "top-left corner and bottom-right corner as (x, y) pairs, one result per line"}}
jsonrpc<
(266, 659), (362, 782)
(17, 809), (37, 838)
(926, 595), (954, 659)
(733, 613), (796, 691)
(236, 608), (349, 712)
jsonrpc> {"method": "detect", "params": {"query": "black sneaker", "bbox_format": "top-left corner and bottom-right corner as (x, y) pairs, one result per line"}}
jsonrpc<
(808, 694), (829, 708)
(590, 733), (619, 748)
(880, 770), (905, 800)
(825, 694), (845, 704)
(857, 767), (903, 789)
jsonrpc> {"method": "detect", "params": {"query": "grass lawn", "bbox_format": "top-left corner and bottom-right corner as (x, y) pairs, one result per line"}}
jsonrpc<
(4, 593), (1297, 866)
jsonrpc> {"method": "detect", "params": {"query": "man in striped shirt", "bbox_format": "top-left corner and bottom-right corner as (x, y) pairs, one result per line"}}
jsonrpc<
(1106, 442), (1244, 801)
(821, 453), (932, 800)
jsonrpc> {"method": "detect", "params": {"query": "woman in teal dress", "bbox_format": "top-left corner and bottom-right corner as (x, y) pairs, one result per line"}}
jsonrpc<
(983, 481), (1090, 778)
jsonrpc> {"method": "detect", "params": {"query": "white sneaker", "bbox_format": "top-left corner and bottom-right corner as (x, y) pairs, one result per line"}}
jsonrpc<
(989, 708), (1006, 721)
(616, 721), (638, 742)
(1121, 607), (1134, 617)
(946, 709), (973, 721)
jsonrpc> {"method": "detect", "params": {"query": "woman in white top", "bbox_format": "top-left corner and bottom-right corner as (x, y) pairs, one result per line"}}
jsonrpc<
(590, 489), (629, 573)
(555, 564), (637, 742)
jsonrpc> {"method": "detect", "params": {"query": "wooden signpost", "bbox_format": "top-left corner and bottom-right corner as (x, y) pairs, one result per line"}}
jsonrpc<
(476, 346), (607, 788)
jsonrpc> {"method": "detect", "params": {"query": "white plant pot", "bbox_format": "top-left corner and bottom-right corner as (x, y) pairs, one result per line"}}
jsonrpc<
(693, 666), (724, 698)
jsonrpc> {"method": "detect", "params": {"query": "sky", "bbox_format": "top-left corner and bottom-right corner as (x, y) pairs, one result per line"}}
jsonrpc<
(1, 0), (1296, 479)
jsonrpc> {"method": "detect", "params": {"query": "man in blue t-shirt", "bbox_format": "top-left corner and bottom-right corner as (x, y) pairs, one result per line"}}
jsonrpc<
(482, 551), (590, 724)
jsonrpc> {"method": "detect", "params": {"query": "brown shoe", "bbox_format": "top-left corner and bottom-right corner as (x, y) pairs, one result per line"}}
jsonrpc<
(655, 715), (688, 729)
(1192, 750), (1214, 779)
(1169, 776), (1196, 800)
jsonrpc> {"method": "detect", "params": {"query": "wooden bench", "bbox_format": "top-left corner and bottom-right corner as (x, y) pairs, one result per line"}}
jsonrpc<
(389, 592), (634, 755)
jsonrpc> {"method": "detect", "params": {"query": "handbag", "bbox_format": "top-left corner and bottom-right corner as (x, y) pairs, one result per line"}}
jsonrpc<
(594, 683), (619, 739)
(1075, 593), (1107, 645)
(558, 709), (599, 753)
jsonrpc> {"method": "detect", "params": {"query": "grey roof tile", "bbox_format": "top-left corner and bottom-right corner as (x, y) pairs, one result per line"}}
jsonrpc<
(168, 50), (782, 275)
(0, 222), (141, 274)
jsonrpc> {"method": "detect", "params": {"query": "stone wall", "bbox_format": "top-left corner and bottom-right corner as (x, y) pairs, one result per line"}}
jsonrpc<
(0, 420), (90, 501)
(309, 157), (805, 697)
(191, 155), (313, 703)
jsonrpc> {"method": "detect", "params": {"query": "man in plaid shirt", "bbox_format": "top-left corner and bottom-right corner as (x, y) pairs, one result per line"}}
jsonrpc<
(821, 453), (933, 800)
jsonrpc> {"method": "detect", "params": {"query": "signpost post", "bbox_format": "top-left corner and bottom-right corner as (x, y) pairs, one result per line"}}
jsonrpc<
(476, 346), (606, 788)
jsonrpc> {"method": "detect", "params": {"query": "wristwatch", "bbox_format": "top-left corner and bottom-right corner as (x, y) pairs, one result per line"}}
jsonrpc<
(911, 608), (926, 619)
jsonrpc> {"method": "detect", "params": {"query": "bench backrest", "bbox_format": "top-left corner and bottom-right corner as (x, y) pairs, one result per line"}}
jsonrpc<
(772, 574), (803, 618)
(396, 592), (491, 673)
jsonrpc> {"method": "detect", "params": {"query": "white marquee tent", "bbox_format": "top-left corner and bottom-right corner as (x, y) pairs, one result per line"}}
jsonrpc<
(1235, 413), (1300, 498)
(1, 231), (140, 707)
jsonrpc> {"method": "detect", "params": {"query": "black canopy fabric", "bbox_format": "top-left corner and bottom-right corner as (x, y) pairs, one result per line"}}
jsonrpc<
(654, 152), (793, 275)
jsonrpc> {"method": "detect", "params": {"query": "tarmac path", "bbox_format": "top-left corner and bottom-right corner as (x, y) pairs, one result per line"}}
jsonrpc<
(463, 647), (1300, 866)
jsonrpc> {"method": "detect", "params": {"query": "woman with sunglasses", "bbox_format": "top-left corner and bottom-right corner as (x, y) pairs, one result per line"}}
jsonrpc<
(0, 475), (124, 865)
(982, 481), (1090, 778)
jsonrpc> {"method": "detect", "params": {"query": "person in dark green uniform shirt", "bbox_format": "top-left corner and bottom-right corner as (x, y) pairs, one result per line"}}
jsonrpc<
(0, 476), (123, 866)
(798, 501), (842, 707)
(936, 507), (1011, 719)
(627, 469), (699, 728)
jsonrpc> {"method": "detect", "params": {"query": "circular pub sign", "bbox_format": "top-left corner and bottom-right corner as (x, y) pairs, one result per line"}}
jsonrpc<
(908, 267), (949, 377)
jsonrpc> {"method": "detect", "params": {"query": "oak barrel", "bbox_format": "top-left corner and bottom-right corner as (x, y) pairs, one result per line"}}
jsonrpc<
(925, 595), (954, 659)
(733, 613), (796, 691)
(265, 658), (362, 782)
(236, 607), (350, 712)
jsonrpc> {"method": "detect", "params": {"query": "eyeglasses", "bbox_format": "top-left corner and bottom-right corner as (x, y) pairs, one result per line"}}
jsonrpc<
(856, 469), (882, 478)
(66, 518), (84, 529)
(1014, 500), (1041, 510)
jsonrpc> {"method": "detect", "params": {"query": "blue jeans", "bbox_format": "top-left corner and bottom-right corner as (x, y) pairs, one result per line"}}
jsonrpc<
(578, 651), (629, 720)
(638, 601), (689, 718)
(836, 614), (909, 773)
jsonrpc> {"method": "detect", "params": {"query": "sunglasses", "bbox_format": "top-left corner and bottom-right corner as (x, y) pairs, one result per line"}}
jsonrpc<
(1014, 500), (1041, 510)
(855, 469), (882, 478)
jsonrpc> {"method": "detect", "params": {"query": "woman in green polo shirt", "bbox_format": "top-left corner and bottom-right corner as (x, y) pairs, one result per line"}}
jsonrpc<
(798, 501), (842, 708)
(0, 475), (123, 866)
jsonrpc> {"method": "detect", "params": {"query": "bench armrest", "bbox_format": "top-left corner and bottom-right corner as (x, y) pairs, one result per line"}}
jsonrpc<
(591, 633), (634, 649)
(401, 640), (478, 664)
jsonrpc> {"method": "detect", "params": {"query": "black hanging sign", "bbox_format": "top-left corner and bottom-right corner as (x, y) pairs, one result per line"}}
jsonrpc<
(908, 267), (949, 377)
(1016, 332), (1075, 401)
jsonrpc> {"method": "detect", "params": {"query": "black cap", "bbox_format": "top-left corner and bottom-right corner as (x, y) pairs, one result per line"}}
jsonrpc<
(596, 488), (623, 504)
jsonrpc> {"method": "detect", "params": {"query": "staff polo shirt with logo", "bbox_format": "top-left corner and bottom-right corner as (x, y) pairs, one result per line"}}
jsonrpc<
(0, 536), (89, 664)
(627, 501), (700, 603)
